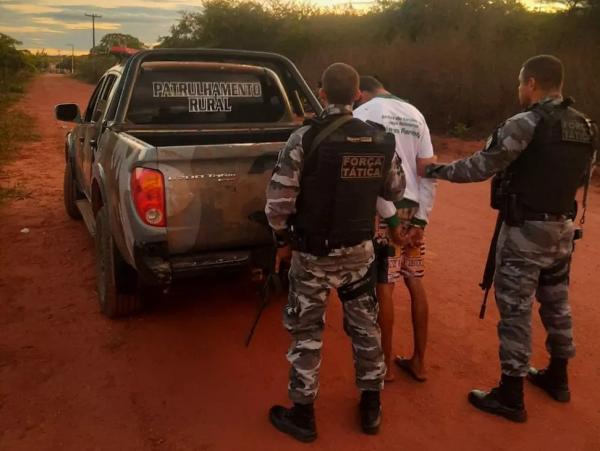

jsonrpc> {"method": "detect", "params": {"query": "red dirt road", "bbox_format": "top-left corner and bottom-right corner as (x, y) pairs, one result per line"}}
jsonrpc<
(1, 75), (599, 451)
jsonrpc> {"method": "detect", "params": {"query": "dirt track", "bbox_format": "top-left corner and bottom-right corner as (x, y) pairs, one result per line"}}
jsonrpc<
(1, 74), (599, 451)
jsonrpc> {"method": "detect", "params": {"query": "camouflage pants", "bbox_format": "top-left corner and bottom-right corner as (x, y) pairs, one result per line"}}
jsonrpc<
(494, 220), (576, 377)
(284, 240), (385, 404)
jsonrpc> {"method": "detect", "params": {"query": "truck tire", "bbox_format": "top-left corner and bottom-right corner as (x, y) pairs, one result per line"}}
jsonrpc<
(63, 161), (82, 220)
(95, 205), (142, 318)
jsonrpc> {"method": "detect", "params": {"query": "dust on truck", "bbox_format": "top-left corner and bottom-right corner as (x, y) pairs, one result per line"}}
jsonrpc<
(56, 48), (322, 317)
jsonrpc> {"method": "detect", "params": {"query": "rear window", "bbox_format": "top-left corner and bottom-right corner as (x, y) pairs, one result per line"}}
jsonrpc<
(127, 67), (290, 125)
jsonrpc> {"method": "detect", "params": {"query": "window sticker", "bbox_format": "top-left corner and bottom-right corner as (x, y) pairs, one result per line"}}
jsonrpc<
(151, 81), (262, 113)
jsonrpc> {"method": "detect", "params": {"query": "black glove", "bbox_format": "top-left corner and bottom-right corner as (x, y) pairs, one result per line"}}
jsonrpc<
(424, 163), (446, 178)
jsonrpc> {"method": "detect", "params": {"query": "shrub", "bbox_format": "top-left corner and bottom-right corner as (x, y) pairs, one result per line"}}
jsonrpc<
(158, 0), (600, 134)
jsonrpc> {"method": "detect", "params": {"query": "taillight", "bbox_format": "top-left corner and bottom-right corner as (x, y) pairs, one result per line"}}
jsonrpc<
(131, 168), (166, 227)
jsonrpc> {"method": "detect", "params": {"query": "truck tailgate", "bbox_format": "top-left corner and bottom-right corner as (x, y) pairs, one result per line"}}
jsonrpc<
(157, 143), (281, 254)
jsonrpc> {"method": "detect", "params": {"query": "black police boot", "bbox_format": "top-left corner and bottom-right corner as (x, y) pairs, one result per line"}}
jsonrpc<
(528, 358), (570, 403)
(359, 390), (382, 435)
(269, 403), (317, 443)
(468, 374), (527, 423)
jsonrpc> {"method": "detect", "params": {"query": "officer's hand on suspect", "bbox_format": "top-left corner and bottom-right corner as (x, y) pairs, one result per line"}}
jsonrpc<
(419, 164), (446, 178)
(389, 225), (406, 247)
(417, 156), (438, 177)
(275, 245), (292, 274)
(405, 226), (425, 247)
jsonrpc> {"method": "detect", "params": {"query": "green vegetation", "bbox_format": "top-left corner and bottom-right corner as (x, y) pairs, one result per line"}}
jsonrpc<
(0, 181), (30, 203)
(74, 54), (119, 84)
(0, 33), (34, 102)
(0, 33), (38, 202)
(75, 33), (146, 84)
(158, 0), (600, 134)
(0, 109), (34, 164)
(92, 33), (146, 55)
(0, 33), (36, 161)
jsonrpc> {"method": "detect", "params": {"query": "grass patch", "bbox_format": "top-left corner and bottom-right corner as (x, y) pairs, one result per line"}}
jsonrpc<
(0, 73), (37, 205)
(0, 182), (30, 203)
(0, 105), (35, 163)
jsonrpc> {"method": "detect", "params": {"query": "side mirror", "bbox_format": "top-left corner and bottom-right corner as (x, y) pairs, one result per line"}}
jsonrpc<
(55, 103), (81, 122)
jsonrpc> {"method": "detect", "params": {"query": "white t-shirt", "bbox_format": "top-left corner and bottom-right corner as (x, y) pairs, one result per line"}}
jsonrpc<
(354, 95), (436, 223)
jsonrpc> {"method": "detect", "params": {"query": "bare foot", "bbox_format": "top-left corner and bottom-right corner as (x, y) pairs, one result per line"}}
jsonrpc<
(385, 370), (396, 382)
(394, 356), (427, 382)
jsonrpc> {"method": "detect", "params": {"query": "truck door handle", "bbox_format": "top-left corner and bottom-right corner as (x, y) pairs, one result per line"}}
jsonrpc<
(89, 139), (97, 148)
(79, 137), (85, 143)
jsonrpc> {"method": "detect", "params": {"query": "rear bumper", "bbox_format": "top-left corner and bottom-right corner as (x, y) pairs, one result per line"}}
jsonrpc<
(170, 250), (252, 278)
(133, 241), (273, 285)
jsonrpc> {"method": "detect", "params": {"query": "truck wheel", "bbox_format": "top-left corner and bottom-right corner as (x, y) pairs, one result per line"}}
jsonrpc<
(63, 161), (82, 220)
(95, 205), (142, 318)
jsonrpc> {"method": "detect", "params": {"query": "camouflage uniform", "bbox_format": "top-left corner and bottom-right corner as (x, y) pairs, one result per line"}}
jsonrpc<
(266, 104), (405, 403)
(427, 96), (578, 377)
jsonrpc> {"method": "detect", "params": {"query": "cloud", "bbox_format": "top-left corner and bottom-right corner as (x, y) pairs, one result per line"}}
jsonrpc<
(0, 24), (65, 34)
(32, 17), (121, 30)
(0, 0), (196, 54)
(1, 3), (63, 14)
(40, 8), (178, 25)
(36, 0), (189, 10)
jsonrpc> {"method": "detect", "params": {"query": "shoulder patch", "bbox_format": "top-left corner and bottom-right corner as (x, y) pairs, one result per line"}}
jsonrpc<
(346, 136), (373, 143)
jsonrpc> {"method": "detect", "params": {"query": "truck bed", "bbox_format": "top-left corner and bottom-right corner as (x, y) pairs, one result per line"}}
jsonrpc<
(121, 127), (296, 256)
(124, 124), (298, 147)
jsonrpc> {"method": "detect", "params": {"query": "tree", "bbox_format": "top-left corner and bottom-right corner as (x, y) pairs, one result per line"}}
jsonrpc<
(157, 0), (318, 55)
(155, 0), (600, 133)
(92, 33), (145, 54)
(0, 33), (34, 91)
(0, 33), (25, 73)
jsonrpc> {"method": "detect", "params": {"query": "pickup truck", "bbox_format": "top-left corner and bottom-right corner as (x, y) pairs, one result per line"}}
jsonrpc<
(55, 48), (322, 317)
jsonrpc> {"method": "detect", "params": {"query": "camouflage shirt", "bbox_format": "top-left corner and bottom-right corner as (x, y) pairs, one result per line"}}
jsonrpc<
(426, 96), (564, 183)
(265, 104), (406, 231)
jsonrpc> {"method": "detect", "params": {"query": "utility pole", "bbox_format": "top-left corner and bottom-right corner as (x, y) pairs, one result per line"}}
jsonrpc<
(67, 44), (74, 74)
(85, 12), (102, 78)
(84, 12), (102, 53)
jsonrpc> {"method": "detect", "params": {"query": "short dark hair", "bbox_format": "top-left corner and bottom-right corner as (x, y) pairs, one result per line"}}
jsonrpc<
(321, 63), (359, 105)
(359, 75), (384, 93)
(521, 55), (564, 90)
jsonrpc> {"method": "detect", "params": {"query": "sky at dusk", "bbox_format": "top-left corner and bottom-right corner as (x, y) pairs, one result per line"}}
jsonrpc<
(0, 0), (563, 56)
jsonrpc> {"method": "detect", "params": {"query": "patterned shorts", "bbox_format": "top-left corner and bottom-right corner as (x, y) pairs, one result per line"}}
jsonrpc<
(374, 206), (426, 284)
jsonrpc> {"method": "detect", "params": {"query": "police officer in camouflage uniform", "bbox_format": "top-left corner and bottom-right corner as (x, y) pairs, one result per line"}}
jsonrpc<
(422, 55), (597, 422)
(265, 63), (405, 442)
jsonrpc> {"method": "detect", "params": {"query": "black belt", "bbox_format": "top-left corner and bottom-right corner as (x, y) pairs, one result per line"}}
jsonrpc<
(291, 234), (369, 256)
(523, 212), (572, 222)
(325, 238), (366, 249)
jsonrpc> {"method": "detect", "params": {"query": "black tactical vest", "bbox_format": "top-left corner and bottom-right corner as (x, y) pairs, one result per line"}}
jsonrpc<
(506, 100), (594, 214)
(290, 115), (395, 253)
